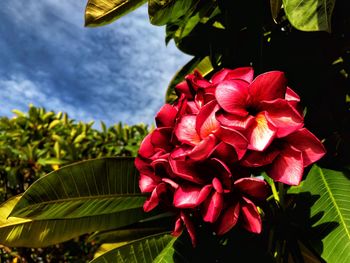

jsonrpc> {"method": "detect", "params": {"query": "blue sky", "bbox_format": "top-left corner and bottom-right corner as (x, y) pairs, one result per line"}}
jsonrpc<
(0, 1), (190, 126)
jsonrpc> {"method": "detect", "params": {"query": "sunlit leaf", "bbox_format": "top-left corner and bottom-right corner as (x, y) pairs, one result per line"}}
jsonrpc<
(282, 0), (336, 32)
(90, 233), (175, 263)
(85, 0), (147, 27)
(300, 165), (350, 263)
(10, 158), (146, 220)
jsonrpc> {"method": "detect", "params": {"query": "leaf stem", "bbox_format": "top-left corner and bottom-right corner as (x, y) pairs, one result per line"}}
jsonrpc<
(270, 180), (280, 203)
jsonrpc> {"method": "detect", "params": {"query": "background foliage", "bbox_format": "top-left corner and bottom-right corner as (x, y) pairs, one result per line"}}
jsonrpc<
(0, 105), (149, 262)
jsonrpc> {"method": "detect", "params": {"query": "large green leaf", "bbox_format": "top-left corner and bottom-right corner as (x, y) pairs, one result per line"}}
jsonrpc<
(0, 195), (148, 247)
(85, 0), (147, 27)
(300, 165), (350, 262)
(10, 157), (145, 220)
(166, 56), (214, 103)
(90, 233), (175, 263)
(282, 0), (336, 32)
(148, 0), (196, 26)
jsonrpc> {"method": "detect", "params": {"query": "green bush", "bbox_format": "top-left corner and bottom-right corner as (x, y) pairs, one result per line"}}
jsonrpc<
(0, 105), (149, 262)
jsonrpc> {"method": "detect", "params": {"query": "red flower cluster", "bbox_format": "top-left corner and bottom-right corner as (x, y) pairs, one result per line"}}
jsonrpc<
(135, 67), (326, 246)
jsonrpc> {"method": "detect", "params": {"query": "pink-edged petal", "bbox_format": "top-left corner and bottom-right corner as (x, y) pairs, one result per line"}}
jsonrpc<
(212, 142), (238, 164)
(241, 148), (280, 167)
(187, 134), (217, 161)
(211, 67), (254, 84)
(285, 87), (300, 102)
(139, 174), (160, 193)
(215, 202), (240, 235)
(212, 177), (223, 193)
(268, 146), (304, 185)
(175, 115), (201, 145)
(233, 178), (269, 200)
(155, 104), (178, 128)
(196, 100), (220, 138)
(216, 126), (248, 160)
(181, 212), (197, 247)
(262, 99), (304, 138)
(249, 71), (287, 104)
(162, 178), (179, 189)
(285, 128), (326, 166)
(151, 127), (173, 152)
(215, 79), (250, 116)
(173, 184), (212, 208)
(202, 191), (224, 223)
(172, 217), (183, 237)
(169, 159), (206, 184)
(240, 197), (262, 233)
(143, 183), (167, 212)
(247, 112), (277, 151)
(175, 80), (194, 99)
(210, 158), (232, 180)
(216, 111), (255, 131)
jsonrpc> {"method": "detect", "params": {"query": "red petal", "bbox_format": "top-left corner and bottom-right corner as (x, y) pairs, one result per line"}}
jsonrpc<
(249, 71), (287, 104)
(216, 112), (255, 131)
(212, 142), (238, 164)
(216, 126), (248, 160)
(181, 212), (197, 247)
(233, 178), (269, 200)
(172, 217), (183, 237)
(241, 148), (280, 167)
(202, 191), (224, 223)
(186, 134), (217, 161)
(240, 197), (262, 233)
(169, 159), (206, 184)
(268, 146), (304, 185)
(155, 104), (178, 128)
(143, 183), (167, 212)
(196, 100), (220, 139)
(139, 174), (160, 193)
(247, 112), (277, 151)
(138, 133), (154, 158)
(262, 99), (304, 138)
(215, 202), (240, 235)
(175, 115), (201, 145)
(211, 67), (254, 84)
(135, 157), (153, 176)
(175, 80), (194, 99)
(186, 71), (211, 91)
(151, 128), (173, 152)
(285, 87), (300, 102)
(215, 79), (250, 116)
(285, 128), (326, 167)
(212, 177), (224, 193)
(173, 184), (212, 208)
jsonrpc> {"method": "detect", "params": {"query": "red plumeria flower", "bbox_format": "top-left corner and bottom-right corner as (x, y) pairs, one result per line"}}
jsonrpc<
(242, 128), (326, 185)
(215, 69), (304, 151)
(215, 178), (269, 235)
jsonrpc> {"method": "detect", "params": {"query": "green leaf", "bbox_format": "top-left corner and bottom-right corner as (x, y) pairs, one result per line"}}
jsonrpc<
(282, 0), (336, 32)
(148, 0), (195, 26)
(85, 0), (147, 27)
(166, 56), (214, 103)
(300, 165), (350, 262)
(90, 233), (175, 263)
(0, 195), (149, 247)
(10, 157), (146, 220)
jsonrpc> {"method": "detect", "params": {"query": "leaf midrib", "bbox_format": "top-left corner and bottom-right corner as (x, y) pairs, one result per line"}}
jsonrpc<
(319, 168), (350, 240)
